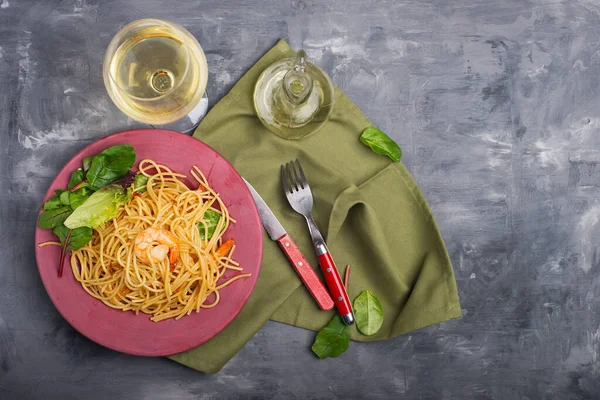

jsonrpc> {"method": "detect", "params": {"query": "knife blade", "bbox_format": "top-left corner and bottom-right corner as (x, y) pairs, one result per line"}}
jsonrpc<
(243, 178), (334, 311)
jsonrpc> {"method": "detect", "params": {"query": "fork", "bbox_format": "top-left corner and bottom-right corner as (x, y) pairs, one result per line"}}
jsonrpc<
(281, 160), (355, 325)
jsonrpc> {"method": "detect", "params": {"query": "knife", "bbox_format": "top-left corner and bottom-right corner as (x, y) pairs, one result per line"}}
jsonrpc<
(243, 178), (334, 311)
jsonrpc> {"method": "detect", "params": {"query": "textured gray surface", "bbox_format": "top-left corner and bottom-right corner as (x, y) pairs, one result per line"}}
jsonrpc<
(1, 0), (600, 398)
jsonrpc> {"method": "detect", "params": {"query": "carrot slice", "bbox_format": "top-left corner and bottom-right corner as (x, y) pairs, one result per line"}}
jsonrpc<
(216, 238), (234, 257)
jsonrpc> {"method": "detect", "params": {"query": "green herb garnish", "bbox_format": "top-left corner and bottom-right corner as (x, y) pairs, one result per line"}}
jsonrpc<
(41, 190), (66, 211)
(53, 225), (93, 278)
(68, 169), (86, 190)
(86, 144), (136, 190)
(38, 144), (137, 278)
(69, 187), (94, 210)
(311, 289), (385, 358)
(311, 315), (350, 359)
(59, 190), (71, 207)
(353, 290), (384, 336)
(38, 207), (72, 229)
(197, 209), (222, 240)
(359, 127), (402, 162)
(133, 174), (149, 193)
(82, 156), (93, 173)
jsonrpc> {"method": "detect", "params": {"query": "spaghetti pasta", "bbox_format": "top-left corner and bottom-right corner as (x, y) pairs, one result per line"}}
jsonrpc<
(69, 159), (250, 322)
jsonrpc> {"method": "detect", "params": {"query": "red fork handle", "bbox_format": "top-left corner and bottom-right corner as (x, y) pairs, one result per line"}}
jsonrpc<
(318, 251), (354, 324)
(277, 234), (334, 311)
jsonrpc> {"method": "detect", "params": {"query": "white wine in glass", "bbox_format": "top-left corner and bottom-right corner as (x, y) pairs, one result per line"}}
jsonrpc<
(103, 19), (209, 132)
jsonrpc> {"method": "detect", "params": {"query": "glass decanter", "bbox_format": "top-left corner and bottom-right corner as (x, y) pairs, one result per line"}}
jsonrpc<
(254, 50), (335, 139)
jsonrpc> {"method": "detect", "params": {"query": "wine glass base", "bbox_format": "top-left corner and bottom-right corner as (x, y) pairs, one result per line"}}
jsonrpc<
(150, 92), (209, 134)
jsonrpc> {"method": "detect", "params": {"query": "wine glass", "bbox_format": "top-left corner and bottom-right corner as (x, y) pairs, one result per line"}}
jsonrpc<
(103, 19), (209, 133)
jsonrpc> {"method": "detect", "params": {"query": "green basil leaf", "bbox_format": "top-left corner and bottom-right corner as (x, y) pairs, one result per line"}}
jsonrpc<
(353, 290), (384, 336)
(59, 190), (71, 207)
(69, 187), (94, 210)
(42, 190), (66, 210)
(68, 168), (86, 190)
(86, 144), (136, 190)
(39, 207), (72, 229)
(311, 315), (350, 359)
(133, 174), (149, 193)
(359, 127), (402, 162)
(197, 209), (222, 240)
(82, 156), (93, 173)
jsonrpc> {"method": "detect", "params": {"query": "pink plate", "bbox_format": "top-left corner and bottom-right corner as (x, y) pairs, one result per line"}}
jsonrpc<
(34, 129), (263, 356)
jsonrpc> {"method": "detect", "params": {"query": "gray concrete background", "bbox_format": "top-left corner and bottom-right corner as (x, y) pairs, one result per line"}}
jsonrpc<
(1, 0), (600, 398)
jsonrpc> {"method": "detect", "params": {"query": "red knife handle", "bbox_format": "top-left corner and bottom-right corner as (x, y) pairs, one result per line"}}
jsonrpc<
(318, 251), (354, 323)
(277, 234), (334, 311)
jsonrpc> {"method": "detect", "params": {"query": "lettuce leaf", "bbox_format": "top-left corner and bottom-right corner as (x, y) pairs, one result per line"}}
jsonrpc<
(63, 184), (132, 229)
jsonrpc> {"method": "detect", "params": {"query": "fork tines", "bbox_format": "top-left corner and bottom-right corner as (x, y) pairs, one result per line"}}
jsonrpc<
(281, 159), (308, 194)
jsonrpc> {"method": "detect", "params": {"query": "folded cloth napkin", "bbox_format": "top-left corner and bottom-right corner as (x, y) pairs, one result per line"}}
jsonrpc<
(169, 39), (461, 373)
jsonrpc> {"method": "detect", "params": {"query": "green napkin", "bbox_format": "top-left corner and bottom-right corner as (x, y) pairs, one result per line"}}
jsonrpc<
(169, 40), (461, 373)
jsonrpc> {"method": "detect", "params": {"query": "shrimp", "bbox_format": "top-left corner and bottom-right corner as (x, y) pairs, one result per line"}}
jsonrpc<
(134, 227), (180, 270)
